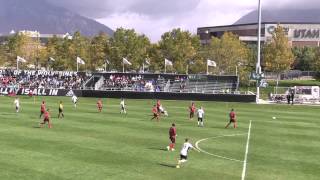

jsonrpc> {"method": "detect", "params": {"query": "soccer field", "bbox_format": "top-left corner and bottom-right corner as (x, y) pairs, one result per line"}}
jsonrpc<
(0, 96), (319, 180)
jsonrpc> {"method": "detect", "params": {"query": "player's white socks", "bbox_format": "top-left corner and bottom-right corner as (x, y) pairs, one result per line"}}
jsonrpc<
(198, 121), (200, 126)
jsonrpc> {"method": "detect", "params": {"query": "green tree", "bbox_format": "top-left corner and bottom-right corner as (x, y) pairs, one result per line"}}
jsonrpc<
(263, 25), (294, 87)
(312, 47), (320, 71)
(89, 32), (109, 71)
(71, 31), (90, 71)
(147, 44), (163, 72)
(54, 37), (73, 70)
(292, 47), (315, 71)
(204, 32), (249, 75)
(158, 28), (200, 73)
(0, 43), (8, 66)
(53, 31), (90, 71)
(109, 28), (151, 72)
(46, 35), (63, 70)
(311, 47), (320, 80)
(6, 33), (42, 69)
(241, 44), (259, 86)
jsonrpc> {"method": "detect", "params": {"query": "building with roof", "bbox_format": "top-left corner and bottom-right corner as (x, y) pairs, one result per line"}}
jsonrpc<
(0, 30), (72, 45)
(198, 9), (320, 47)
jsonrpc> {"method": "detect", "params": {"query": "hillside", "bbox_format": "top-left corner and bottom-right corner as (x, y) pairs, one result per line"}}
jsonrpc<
(0, 0), (113, 36)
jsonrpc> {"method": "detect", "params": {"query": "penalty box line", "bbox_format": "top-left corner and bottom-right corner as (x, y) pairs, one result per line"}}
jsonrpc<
(195, 133), (248, 163)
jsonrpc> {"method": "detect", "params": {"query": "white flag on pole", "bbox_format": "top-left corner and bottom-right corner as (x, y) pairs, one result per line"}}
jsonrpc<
(49, 57), (56, 62)
(165, 58), (173, 66)
(76, 57), (85, 65)
(105, 59), (110, 64)
(145, 59), (150, 65)
(123, 58), (132, 65)
(207, 59), (217, 67)
(17, 56), (27, 63)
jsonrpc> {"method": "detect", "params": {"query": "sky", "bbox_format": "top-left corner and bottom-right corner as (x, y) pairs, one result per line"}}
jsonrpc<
(47, 0), (319, 42)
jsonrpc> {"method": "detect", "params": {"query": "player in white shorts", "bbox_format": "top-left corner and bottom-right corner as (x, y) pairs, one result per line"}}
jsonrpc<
(197, 106), (205, 127)
(14, 97), (20, 113)
(159, 105), (168, 116)
(176, 138), (200, 168)
(120, 98), (126, 114)
(71, 95), (78, 108)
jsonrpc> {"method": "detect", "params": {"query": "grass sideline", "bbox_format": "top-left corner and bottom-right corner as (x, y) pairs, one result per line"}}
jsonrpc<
(0, 96), (319, 180)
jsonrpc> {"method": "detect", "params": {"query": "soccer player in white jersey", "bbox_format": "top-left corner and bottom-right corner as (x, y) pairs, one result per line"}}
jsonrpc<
(14, 97), (20, 113)
(120, 98), (126, 114)
(71, 95), (78, 108)
(197, 106), (205, 127)
(176, 138), (200, 168)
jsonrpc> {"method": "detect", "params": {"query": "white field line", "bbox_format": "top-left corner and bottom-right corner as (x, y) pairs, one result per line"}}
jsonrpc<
(241, 120), (252, 180)
(195, 133), (248, 163)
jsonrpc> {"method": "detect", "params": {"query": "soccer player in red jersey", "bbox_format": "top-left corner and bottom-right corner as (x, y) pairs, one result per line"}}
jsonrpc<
(225, 109), (237, 128)
(156, 100), (161, 113)
(97, 99), (103, 112)
(150, 105), (159, 121)
(39, 101), (46, 118)
(167, 123), (177, 151)
(28, 90), (33, 97)
(40, 108), (52, 128)
(189, 102), (196, 120)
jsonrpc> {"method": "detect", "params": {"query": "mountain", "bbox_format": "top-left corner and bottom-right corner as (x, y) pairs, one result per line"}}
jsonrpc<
(234, 9), (320, 25)
(0, 0), (113, 36)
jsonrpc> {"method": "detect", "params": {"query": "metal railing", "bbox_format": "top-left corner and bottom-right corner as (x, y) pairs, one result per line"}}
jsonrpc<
(264, 71), (317, 80)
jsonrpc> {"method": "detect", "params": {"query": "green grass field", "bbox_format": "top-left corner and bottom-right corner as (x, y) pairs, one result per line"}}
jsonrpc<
(0, 96), (319, 180)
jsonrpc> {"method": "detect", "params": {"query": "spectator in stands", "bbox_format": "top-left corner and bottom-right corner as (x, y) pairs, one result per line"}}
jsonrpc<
(0, 71), (87, 90)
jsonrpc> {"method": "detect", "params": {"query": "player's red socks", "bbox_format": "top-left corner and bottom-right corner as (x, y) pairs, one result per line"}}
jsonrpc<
(169, 143), (175, 150)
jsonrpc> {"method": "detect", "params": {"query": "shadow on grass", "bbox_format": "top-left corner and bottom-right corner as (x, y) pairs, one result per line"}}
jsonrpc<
(0, 113), (16, 116)
(148, 147), (168, 151)
(158, 163), (177, 168)
(32, 126), (41, 128)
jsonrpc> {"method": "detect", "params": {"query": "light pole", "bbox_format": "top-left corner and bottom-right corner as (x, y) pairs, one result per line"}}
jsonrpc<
(36, 32), (40, 70)
(236, 62), (243, 92)
(256, 0), (262, 104)
(236, 65), (238, 76)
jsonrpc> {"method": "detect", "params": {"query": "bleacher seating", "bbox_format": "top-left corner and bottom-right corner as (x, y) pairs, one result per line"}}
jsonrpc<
(169, 80), (236, 94)
(0, 70), (238, 94)
(0, 70), (88, 90)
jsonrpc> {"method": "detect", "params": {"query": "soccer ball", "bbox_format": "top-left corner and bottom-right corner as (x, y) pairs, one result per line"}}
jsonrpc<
(176, 165), (180, 168)
(272, 117), (276, 119)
